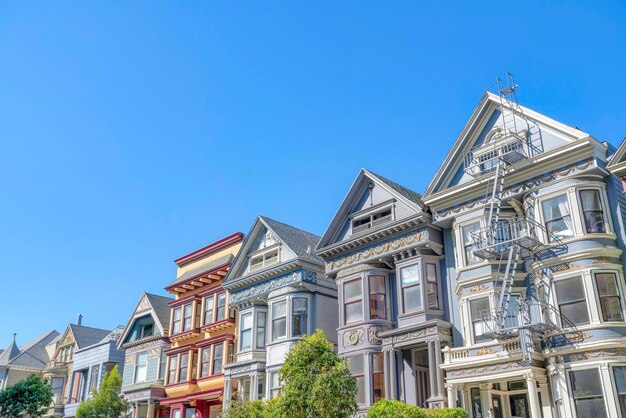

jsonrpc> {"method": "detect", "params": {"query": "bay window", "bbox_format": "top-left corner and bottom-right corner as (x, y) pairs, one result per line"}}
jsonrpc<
(462, 222), (480, 265)
(216, 293), (226, 321)
(369, 275), (386, 319)
(569, 369), (607, 417)
(372, 352), (385, 403)
(541, 194), (574, 242)
(555, 277), (590, 326)
(344, 279), (363, 324)
(134, 352), (148, 383)
(426, 263), (439, 309)
(272, 301), (287, 341)
(595, 272), (623, 322)
(613, 366), (626, 417)
(348, 356), (365, 405)
(204, 296), (214, 325)
(240, 313), (253, 351)
(580, 190), (606, 233)
(256, 312), (266, 348)
(292, 298), (308, 337)
(212, 344), (223, 375)
(200, 348), (210, 378)
(179, 353), (189, 382)
(182, 304), (192, 332)
(400, 264), (422, 313)
(172, 308), (181, 334)
(469, 297), (490, 343)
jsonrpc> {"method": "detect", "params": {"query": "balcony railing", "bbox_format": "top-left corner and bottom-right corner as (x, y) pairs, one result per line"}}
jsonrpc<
(470, 218), (544, 259)
(464, 132), (529, 177)
(479, 300), (558, 340)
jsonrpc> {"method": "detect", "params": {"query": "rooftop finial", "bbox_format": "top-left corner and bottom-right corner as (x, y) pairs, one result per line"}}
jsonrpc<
(12, 333), (16, 343)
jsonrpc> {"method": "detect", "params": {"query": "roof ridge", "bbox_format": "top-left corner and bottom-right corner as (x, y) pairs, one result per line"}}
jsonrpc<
(260, 215), (322, 239)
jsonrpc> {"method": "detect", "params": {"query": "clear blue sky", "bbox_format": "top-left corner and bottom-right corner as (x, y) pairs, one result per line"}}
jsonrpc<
(1, 1), (625, 349)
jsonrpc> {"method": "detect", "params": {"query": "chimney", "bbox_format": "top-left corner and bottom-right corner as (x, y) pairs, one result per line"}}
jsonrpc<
(77, 314), (83, 326)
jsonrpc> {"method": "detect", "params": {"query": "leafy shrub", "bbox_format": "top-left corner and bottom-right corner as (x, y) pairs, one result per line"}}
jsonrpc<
(366, 400), (468, 418)
(218, 400), (269, 418)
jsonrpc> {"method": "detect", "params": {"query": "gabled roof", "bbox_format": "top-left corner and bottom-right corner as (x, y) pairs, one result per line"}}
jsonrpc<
(0, 330), (60, 370)
(0, 341), (20, 366)
(423, 92), (591, 199)
(224, 216), (323, 288)
(118, 292), (174, 347)
(607, 136), (626, 177)
(316, 168), (424, 252)
(145, 293), (174, 330)
(259, 216), (322, 264)
(69, 324), (112, 350)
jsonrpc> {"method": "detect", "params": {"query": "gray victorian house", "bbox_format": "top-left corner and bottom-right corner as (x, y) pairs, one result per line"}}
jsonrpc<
(221, 216), (338, 408)
(119, 292), (173, 418)
(315, 169), (450, 412)
(423, 78), (626, 418)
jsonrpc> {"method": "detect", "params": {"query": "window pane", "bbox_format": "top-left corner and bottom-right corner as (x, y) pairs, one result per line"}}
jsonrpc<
(204, 297), (214, 325)
(200, 348), (211, 378)
(179, 353), (189, 382)
(168, 356), (178, 384)
(462, 223), (481, 265)
(596, 273), (623, 321)
(256, 312), (266, 349)
(401, 264), (420, 287)
(541, 195), (574, 241)
(272, 301), (287, 340)
(403, 285), (422, 312)
(216, 293), (226, 321)
(345, 302), (362, 324)
(570, 369), (603, 397)
(580, 190), (606, 233)
(241, 313), (253, 330)
(212, 345), (223, 375)
(347, 356), (364, 375)
(555, 277), (585, 303)
(369, 275), (386, 319)
(614, 367), (626, 417)
(560, 301), (590, 325)
(292, 298), (307, 337)
(173, 308), (181, 333)
(344, 280), (362, 302)
(183, 305), (192, 331)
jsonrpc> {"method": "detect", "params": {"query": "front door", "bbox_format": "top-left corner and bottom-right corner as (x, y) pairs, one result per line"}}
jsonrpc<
(509, 393), (529, 418)
(413, 350), (430, 407)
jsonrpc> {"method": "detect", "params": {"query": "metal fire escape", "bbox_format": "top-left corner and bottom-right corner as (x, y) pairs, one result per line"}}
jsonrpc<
(463, 73), (567, 364)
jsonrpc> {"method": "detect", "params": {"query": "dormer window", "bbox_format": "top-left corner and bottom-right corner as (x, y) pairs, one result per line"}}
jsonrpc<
(352, 207), (393, 234)
(249, 248), (279, 272)
(124, 315), (155, 344)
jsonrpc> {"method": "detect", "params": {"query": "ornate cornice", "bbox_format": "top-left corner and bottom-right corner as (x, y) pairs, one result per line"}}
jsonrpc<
(434, 158), (595, 222)
(228, 269), (317, 305)
(326, 230), (430, 273)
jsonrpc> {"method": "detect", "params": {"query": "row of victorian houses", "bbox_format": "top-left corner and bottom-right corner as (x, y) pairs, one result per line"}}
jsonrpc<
(3, 89), (626, 418)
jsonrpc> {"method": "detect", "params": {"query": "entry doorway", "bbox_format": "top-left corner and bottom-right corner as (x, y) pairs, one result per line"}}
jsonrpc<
(413, 350), (430, 407)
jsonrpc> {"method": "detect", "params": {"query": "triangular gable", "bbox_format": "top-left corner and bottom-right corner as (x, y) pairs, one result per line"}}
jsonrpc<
(607, 137), (626, 178)
(424, 92), (591, 197)
(52, 325), (76, 361)
(118, 293), (169, 347)
(316, 168), (424, 251)
(224, 216), (325, 287)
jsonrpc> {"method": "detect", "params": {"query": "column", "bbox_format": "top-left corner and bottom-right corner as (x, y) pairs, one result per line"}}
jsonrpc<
(600, 363), (619, 418)
(427, 340), (437, 400)
(446, 383), (457, 408)
(479, 383), (492, 418)
(434, 339), (444, 398)
(222, 377), (232, 410)
(389, 350), (398, 400)
(538, 380), (551, 418)
(147, 401), (154, 418)
(525, 372), (541, 418)
(383, 350), (391, 399)
(250, 374), (259, 401)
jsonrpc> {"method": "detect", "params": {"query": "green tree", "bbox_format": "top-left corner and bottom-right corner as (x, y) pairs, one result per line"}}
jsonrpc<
(76, 365), (129, 418)
(278, 329), (357, 418)
(0, 374), (52, 417)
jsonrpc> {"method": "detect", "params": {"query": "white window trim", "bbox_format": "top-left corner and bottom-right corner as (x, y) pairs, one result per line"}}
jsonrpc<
(454, 218), (487, 270)
(396, 258), (442, 316)
(591, 269), (626, 324)
(349, 200), (396, 235)
(552, 271), (594, 328)
(248, 244), (281, 272)
(565, 365), (611, 418)
(461, 292), (495, 346)
(574, 186), (614, 236)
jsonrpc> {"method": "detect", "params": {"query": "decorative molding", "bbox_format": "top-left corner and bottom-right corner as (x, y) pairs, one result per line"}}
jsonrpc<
(434, 159), (595, 222)
(126, 353), (137, 364)
(137, 296), (151, 312)
(470, 284), (488, 293)
(548, 347), (626, 364)
(229, 269), (317, 304)
(343, 329), (365, 348)
(148, 348), (160, 358)
(475, 347), (496, 356)
(328, 230), (429, 272)
(368, 327), (382, 344)
(448, 359), (544, 377)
